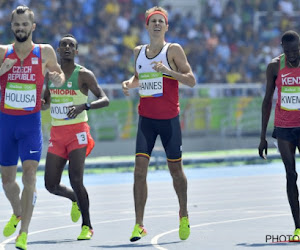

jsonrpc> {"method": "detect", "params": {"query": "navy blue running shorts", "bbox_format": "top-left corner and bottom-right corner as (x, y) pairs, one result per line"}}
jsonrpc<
(135, 115), (182, 162)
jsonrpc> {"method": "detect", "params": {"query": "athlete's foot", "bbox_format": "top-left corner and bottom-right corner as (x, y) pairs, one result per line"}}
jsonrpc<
(77, 225), (93, 240)
(130, 224), (147, 242)
(71, 201), (81, 222)
(290, 228), (300, 242)
(15, 232), (27, 250)
(3, 214), (21, 237)
(179, 216), (190, 240)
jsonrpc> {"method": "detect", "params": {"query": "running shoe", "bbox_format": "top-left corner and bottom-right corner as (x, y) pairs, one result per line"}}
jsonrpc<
(15, 232), (27, 250)
(179, 216), (190, 240)
(130, 224), (147, 242)
(71, 201), (81, 222)
(3, 214), (21, 237)
(290, 228), (300, 242)
(77, 225), (93, 240)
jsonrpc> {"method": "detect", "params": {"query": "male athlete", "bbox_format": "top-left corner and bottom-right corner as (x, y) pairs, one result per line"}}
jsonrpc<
(0, 5), (64, 250)
(43, 34), (109, 240)
(122, 6), (196, 242)
(259, 30), (300, 241)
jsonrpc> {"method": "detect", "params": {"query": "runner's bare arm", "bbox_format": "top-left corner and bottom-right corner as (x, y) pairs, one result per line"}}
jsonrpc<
(166, 43), (196, 87)
(80, 68), (109, 110)
(67, 68), (109, 119)
(41, 73), (50, 110)
(122, 46), (141, 96)
(258, 60), (278, 159)
(0, 45), (17, 76)
(42, 44), (65, 87)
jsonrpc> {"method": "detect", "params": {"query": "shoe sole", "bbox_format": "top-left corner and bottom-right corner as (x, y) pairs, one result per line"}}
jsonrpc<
(130, 236), (141, 242)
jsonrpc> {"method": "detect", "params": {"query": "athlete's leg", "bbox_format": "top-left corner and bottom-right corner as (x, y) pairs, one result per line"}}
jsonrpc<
(68, 147), (91, 228)
(167, 161), (188, 217)
(134, 156), (149, 226)
(20, 160), (38, 233)
(44, 152), (76, 201)
(1, 166), (21, 217)
(278, 138), (299, 228)
(160, 116), (187, 216)
(134, 116), (157, 226)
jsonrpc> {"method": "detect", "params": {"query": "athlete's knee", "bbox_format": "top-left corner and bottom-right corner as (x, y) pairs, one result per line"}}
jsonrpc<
(134, 166), (147, 182)
(22, 170), (36, 190)
(69, 175), (84, 189)
(286, 171), (298, 183)
(45, 181), (59, 194)
(168, 162), (184, 178)
(2, 179), (17, 193)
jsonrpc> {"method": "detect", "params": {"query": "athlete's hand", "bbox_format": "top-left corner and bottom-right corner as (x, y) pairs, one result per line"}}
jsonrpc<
(122, 80), (130, 96)
(151, 61), (170, 74)
(258, 139), (268, 159)
(67, 104), (85, 119)
(0, 58), (17, 76)
(49, 71), (64, 87)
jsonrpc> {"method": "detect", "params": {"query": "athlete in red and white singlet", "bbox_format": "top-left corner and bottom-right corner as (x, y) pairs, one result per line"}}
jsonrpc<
(122, 6), (196, 242)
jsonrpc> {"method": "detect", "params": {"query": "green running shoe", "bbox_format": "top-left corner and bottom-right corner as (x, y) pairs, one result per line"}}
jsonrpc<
(3, 214), (21, 237)
(130, 224), (147, 242)
(15, 232), (27, 250)
(290, 228), (300, 242)
(179, 217), (190, 240)
(77, 225), (93, 240)
(71, 201), (81, 223)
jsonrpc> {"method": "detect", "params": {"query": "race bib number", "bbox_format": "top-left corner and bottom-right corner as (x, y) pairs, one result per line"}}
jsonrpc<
(76, 132), (88, 145)
(280, 86), (300, 111)
(50, 97), (73, 120)
(4, 82), (36, 111)
(139, 72), (163, 98)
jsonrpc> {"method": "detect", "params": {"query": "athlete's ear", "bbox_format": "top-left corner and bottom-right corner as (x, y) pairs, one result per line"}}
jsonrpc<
(32, 22), (36, 32)
(56, 47), (60, 53)
(75, 49), (78, 55)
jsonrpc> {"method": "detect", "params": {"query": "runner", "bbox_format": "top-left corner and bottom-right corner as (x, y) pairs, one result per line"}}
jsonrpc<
(122, 6), (196, 242)
(43, 34), (109, 240)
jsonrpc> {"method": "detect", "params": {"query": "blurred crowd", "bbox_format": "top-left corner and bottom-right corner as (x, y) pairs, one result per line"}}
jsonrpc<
(0, 0), (300, 85)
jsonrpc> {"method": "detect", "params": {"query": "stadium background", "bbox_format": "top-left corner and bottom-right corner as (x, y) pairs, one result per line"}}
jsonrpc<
(1, 0), (298, 157)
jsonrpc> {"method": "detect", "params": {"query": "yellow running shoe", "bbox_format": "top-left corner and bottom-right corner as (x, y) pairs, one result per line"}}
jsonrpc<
(179, 217), (190, 240)
(3, 214), (21, 237)
(71, 201), (81, 223)
(130, 224), (147, 242)
(290, 228), (300, 242)
(15, 232), (27, 250)
(77, 225), (93, 240)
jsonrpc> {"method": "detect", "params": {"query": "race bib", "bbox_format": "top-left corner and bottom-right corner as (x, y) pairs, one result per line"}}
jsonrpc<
(280, 86), (300, 111)
(4, 82), (36, 111)
(76, 132), (88, 145)
(139, 72), (163, 98)
(50, 96), (73, 120)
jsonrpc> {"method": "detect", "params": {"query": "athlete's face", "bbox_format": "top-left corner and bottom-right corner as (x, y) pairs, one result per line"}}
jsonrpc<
(146, 14), (168, 36)
(58, 37), (78, 60)
(282, 40), (300, 63)
(11, 13), (35, 43)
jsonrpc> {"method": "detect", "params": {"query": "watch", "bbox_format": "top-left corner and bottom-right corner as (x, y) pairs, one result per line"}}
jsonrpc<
(85, 103), (91, 111)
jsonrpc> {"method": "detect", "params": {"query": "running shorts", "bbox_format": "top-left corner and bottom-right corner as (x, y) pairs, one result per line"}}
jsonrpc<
(47, 122), (95, 159)
(0, 112), (42, 166)
(272, 126), (300, 146)
(135, 115), (182, 162)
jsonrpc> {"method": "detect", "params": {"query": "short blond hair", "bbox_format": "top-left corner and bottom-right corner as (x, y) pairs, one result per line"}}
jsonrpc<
(145, 6), (168, 20)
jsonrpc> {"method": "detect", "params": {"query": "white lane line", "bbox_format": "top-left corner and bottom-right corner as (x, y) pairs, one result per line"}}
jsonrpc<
(151, 213), (289, 250)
